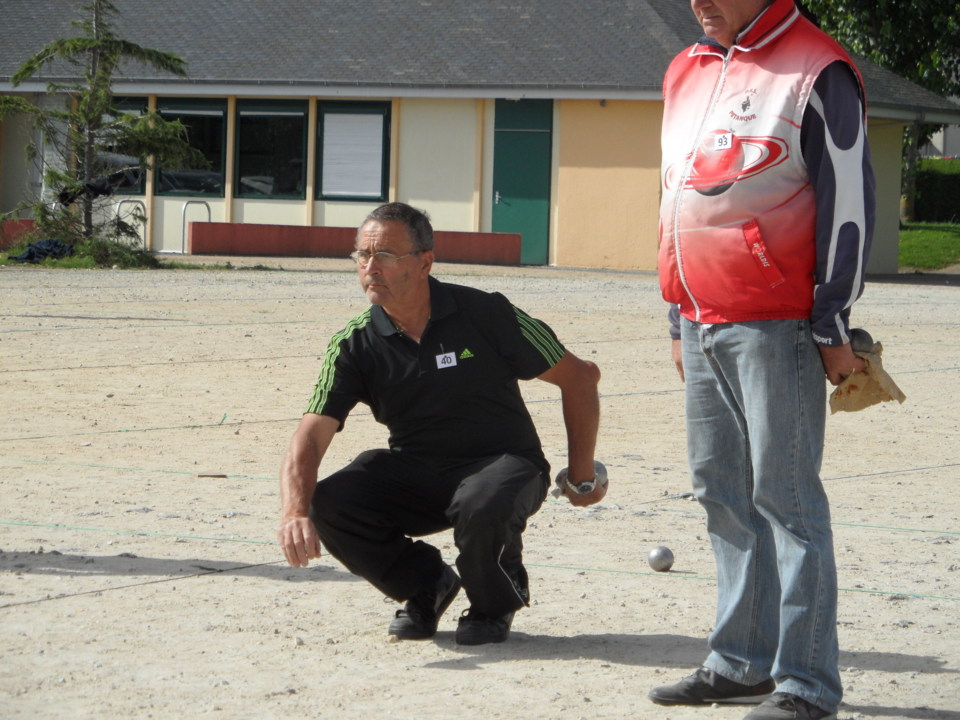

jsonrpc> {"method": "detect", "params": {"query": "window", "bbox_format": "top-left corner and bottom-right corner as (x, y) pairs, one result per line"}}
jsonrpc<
(317, 102), (390, 201)
(236, 100), (307, 199)
(156, 98), (226, 197)
(101, 96), (147, 195)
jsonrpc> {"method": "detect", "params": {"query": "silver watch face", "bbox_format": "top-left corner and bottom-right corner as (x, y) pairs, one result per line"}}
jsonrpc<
(569, 479), (596, 494)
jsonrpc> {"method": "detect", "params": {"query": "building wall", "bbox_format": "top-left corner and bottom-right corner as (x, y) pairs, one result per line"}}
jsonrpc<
(0, 91), (918, 273)
(234, 198), (308, 226)
(923, 95), (960, 158)
(1, 111), (35, 214)
(940, 124), (960, 157)
(150, 97), (484, 252)
(153, 197), (227, 253)
(312, 200), (382, 231)
(395, 98), (479, 232)
(553, 99), (663, 271)
(866, 121), (905, 275)
(1, 93), (51, 215)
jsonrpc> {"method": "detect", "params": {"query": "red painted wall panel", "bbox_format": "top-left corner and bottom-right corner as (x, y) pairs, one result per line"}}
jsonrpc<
(188, 222), (522, 265)
(0, 219), (35, 250)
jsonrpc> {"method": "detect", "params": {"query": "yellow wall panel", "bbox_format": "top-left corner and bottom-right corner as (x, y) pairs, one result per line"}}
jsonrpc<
(313, 202), (382, 230)
(554, 99), (663, 271)
(865, 121), (903, 275)
(234, 200), (306, 226)
(396, 98), (478, 231)
(153, 197), (225, 254)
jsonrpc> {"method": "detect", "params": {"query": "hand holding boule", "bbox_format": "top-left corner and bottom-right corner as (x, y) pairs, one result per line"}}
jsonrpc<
(850, 328), (874, 355)
(551, 460), (609, 506)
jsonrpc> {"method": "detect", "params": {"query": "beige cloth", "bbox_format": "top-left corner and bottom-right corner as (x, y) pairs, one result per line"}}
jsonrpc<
(829, 340), (907, 413)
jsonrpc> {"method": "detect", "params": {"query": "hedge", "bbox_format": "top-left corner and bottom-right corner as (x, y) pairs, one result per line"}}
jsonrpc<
(915, 157), (960, 223)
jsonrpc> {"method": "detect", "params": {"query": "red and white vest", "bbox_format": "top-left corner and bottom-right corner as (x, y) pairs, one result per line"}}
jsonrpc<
(658, 0), (862, 325)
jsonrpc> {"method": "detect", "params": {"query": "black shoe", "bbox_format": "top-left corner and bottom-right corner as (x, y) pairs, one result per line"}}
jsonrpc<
(743, 693), (835, 720)
(455, 608), (514, 645)
(387, 564), (461, 640)
(648, 667), (776, 706)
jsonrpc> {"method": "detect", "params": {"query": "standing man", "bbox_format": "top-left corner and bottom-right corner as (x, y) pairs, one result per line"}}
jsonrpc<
(652, 1), (874, 719)
(278, 202), (604, 645)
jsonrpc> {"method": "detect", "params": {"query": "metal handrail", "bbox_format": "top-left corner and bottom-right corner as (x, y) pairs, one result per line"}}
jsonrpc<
(180, 200), (211, 254)
(115, 199), (147, 250)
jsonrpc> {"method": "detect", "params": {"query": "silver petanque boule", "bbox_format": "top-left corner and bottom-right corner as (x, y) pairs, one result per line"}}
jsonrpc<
(648, 545), (674, 572)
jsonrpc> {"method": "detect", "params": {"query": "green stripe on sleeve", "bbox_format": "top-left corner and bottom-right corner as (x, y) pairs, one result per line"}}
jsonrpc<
(513, 306), (565, 365)
(305, 309), (372, 414)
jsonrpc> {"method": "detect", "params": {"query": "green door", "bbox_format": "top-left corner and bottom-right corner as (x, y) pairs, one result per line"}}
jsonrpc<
(492, 99), (553, 265)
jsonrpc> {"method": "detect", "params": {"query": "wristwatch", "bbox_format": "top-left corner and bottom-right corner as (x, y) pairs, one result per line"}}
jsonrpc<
(564, 474), (599, 495)
(552, 461), (608, 498)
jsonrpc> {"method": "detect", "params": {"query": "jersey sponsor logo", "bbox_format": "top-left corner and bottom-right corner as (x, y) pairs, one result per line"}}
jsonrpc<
(459, 348), (475, 359)
(664, 130), (789, 196)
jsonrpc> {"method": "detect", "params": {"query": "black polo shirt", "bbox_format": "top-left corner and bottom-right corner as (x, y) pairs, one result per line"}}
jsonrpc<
(306, 276), (565, 472)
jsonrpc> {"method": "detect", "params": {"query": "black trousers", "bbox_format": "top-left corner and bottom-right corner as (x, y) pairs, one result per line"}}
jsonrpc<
(310, 449), (549, 618)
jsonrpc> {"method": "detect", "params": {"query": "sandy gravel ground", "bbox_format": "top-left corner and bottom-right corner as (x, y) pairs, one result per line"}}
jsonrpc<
(0, 257), (958, 720)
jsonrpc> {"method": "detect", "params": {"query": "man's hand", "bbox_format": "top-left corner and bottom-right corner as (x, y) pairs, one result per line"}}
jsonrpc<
(564, 478), (608, 507)
(819, 342), (866, 386)
(278, 413), (339, 567)
(277, 515), (322, 567)
(553, 462), (609, 507)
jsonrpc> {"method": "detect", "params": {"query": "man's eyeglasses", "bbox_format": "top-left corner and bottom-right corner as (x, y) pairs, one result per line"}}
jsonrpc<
(349, 250), (421, 267)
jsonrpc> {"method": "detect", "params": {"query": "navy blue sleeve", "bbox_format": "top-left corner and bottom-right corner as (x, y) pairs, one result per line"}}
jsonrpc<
(801, 61), (876, 347)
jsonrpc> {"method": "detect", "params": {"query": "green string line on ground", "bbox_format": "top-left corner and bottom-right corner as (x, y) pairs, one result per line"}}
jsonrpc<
(0, 353), (317, 375)
(0, 520), (272, 544)
(832, 521), (959, 536)
(0, 456), (273, 480)
(0, 391), (669, 442)
(0, 417), (297, 443)
(0, 319), (309, 336)
(633, 492), (960, 536)
(0, 560), (281, 610)
(519, 561), (960, 603)
(1, 520), (958, 604)
(1, 457), (958, 537)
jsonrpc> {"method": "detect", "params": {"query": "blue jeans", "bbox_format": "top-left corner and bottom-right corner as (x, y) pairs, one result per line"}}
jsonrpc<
(681, 317), (840, 712)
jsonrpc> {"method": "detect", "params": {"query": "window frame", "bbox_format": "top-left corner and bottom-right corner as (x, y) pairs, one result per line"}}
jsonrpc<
(234, 99), (308, 200)
(155, 98), (227, 198)
(315, 101), (391, 202)
(107, 96), (148, 196)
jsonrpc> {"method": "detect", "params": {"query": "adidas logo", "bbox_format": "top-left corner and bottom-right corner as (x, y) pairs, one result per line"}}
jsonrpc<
(459, 348), (475, 360)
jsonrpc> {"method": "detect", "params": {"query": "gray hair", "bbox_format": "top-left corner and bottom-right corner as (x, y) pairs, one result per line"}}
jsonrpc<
(358, 202), (434, 252)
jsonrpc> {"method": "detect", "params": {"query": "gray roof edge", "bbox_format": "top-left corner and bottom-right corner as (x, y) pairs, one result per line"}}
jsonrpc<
(2, 79), (665, 101)
(868, 102), (960, 125)
(7, 77), (958, 122)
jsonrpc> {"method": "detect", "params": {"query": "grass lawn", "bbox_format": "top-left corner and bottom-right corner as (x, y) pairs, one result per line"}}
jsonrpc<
(4, 222), (960, 272)
(899, 222), (960, 270)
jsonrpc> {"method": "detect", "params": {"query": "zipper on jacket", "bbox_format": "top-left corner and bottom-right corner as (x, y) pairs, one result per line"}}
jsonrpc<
(670, 47), (733, 322)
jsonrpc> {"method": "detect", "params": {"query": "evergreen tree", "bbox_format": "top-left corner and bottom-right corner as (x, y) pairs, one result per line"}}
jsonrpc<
(0, 0), (203, 260)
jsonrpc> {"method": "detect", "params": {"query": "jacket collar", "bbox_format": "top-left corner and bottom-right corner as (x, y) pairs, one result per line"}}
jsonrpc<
(691, 0), (800, 57)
